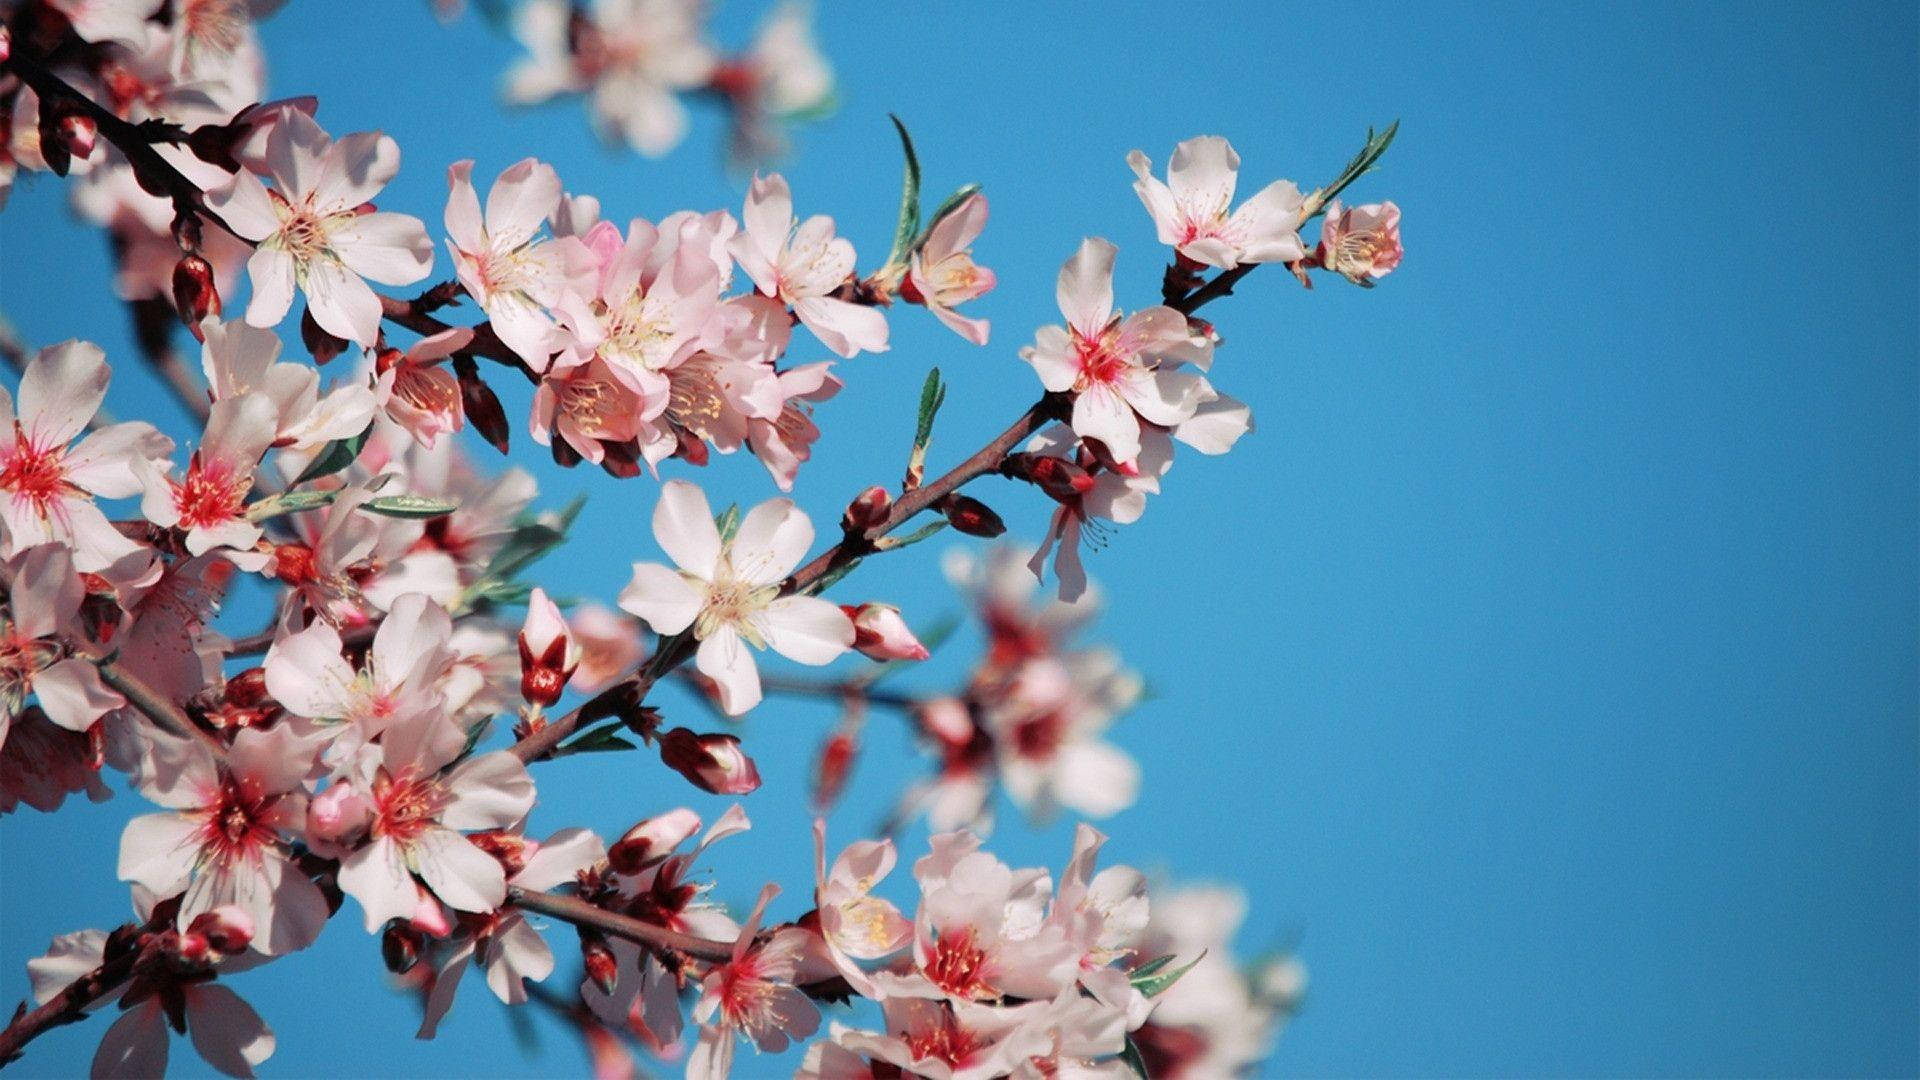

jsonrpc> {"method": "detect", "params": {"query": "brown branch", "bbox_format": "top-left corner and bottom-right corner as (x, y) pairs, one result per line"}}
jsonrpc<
(506, 888), (735, 965)
(0, 949), (136, 1069)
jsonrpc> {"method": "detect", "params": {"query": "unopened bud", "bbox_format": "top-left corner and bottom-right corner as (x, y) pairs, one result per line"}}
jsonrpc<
(517, 587), (578, 708)
(841, 485), (892, 534)
(657, 727), (762, 795)
(845, 603), (929, 661)
(270, 543), (317, 586)
(812, 731), (857, 811)
(580, 933), (618, 995)
(186, 906), (254, 954)
(57, 112), (97, 161)
(307, 782), (371, 846)
(939, 494), (1005, 538)
(1004, 452), (1094, 503)
(453, 355), (510, 454)
(224, 667), (270, 707)
(0, 26), (11, 64)
(171, 256), (221, 340)
(608, 808), (701, 875)
(382, 921), (423, 973)
(173, 930), (212, 964)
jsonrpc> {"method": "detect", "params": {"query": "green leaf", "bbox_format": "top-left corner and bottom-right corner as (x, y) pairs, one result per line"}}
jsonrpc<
(876, 519), (946, 552)
(462, 579), (532, 607)
(555, 720), (637, 757)
(804, 556), (863, 597)
(290, 423), (373, 486)
(715, 504), (741, 544)
(913, 367), (946, 451)
(883, 114), (923, 273)
(481, 495), (586, 584)
(1131, 950), (1207, 998)
(1313, 119), (1400, 216)
(362, 495), (460, 520)
(244, 487), (340, 522)
(1119, 1036), (1150, 1078)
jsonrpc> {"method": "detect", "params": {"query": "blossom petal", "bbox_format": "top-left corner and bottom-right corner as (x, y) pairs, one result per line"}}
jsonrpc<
(242, 247), (297, 329)
(695, 625), (761, 716)
(331, 212), (433, 286)
(311, 130), (400, 213)
(117, 811), (202, 897)
(651, 479), (721, 577)
(1056, 237), (1116, 334)
(412, 828), (508, 913)
(792, 295), (889, 358)
(730, 497), (812, 587)
(263, 621), (357, 720)
(756, 596), (852, 666)
(186, 984), (276, 1078)
(19, 340), (108, 449)
(302, 256), (382, 346)
(618, 562), (703, 635)
(485, 158), (561, 250)
(34, 658), (124, 732)
(338, 835), (418, 932)
(440, 751), (536, 831)
(92, 998), (168, 1080)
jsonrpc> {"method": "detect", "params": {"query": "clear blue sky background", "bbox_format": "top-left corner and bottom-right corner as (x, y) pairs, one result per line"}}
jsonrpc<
(3, 1), (1916, 1075)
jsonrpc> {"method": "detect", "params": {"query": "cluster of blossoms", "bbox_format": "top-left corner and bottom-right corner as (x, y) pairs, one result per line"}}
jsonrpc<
(0, 0), (1400, 1074)
(504, 0), (833, 163)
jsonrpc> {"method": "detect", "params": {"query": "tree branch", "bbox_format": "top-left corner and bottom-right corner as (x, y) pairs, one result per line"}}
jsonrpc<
(0, 949), (136, 1069)
(506, 888), (735, 965)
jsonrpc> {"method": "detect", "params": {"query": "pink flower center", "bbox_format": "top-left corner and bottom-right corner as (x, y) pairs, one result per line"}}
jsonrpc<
(1011, 709), (1066, 760)
(370, 769), (448, 845)
(904, 1012), (987, 1067)
(0, 625), (60, 709)
(269, 191), (338, 262)
(178, 0), (249, 52)
(715, 956), (777, 1026)
(0, 434), (73, 515)
(923, 925), (994, 999)
(558, 378), (621, 435)
(1069, 327), (1131, 390)
(196, 774), (280, 867)
(171, 455), (252, 530)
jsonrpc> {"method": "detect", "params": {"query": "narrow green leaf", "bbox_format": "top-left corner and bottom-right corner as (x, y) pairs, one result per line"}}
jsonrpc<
(244, 487), (340, 522)
(1129, 954), (1176, 982)
(883, 114), (923, 271)
(291, 423), (373, 486)
(913, 367), (945, 449)
(555, 720), (638, 757)
(1119, 1036), (1150, 1078)
(876, 519), (946, 552)
(1131, 949), (1207, 998)
(362, 495), (460, 520)
(804, 556), (863, 596)
(716, 504), (741, 544)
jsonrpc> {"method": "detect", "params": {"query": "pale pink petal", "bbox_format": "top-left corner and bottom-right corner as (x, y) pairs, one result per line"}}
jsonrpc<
(64, 421), (173, 499)
(513, 828), (607, 892)
(92, 998), (168, 1080)
(263, 622), (357, 719)
(185, 983), (276, 1077)
(651, 479), (721, 577)
(1070, 383), (1142, 465)
(695, 624), (761, 716)
(242, 246), (297, 328)
(10, 543), (79, 639)
(1167, 135), (1240, 211)
(440, 751), (535, 831)
(34, 658), (124, 731)
(929, 303), (990, 346)
(311, 130), (401, 213)
(117, 811), (201, 896)
(206, 169), (279, 241)
(1173, 393), (1254, 455)
(1053, 741), (1140, 818)
(19, 340), (108, 449)
(485, 158), (561, 249)
(617, 562), (703, 635)
(729, 497), (812, 587)
(1126, 150), (1182, 247)
(483, 917), (553, 1004)
(755, 596), (852, 666)
(792, 295), (888, 358)
(1056, 238), (1116, 334)
(332, 212), (434, 285)
(412, 827), (508, 913)
(337, 835), (418, 932)
(1229, 177), (1307, 264)
(27, 929), (107, 1005)
(302, 256), (382, 345)
(443, 160), (485, 253)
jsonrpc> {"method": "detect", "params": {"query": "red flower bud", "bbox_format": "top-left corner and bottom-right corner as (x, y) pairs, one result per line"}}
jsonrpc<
(186, 906), (254, 954)
(467, 829), (536, 878)
(657, 727), (761, 795)
(939, 494), (1006, 538)
(225, 667), (271, 708)
(812, 731), (858, 811)
(845, 603), (930, 661)
(57, 111), (96, 161)
(841, 485), (892, 534)
(1003, 452), (1095, 503)
(452, 356), (510, 455)
(382, 922), (423, 973)
(580, 933), (619, 995)
(271, 543), (317, 586)
(171, 255), (221, 340)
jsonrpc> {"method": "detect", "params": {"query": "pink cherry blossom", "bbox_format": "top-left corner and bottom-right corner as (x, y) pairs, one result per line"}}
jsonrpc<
(207, 110), (433, 345)
(505, 0), (717, 157)
(530, 353), (660, 465)
(138, 391), (277, 561)
(1019, 239), (1215, 468)
(198, 318), (378, 450)
(618, 480), (852, 715)
(444, 157), (591, 369)
(375, 326), (475, 449)
(1129, 885), (1303, 1077)
(1317, 199), (1404, 285)
(115, 724), (330, 955)
(906, 193), (995, 346)
(810, 822), (912, 996)
(262, 591), (454, 745)
(687, 884), (820, 1079)
(746, 361), (840, 492)
(806, 997), (1045, 1080)
(984, 653), (1143, 821)
(332, 708), (536, 931)
(720, 2), (835, 163)
(1128, 135), (1307, 269)
(0, 544), (125, 737)
(0, 340), (174, 571)
(730, 173), (889, 358)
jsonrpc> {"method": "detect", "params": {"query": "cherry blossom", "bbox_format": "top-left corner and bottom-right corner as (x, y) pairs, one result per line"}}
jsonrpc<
(1128, 135), (1307, 269)
(0, 544), (124, 738)
(505, 0), (717, 157)
(809, 822), (912, 996)
(137, 392), (276, 562)
(261, 591), (454, 746)
(1020, 238), (1215, 468)
(330, 707), (536, 930)
(115, 724), (330, 955)
(443, 157), (589, 368)
(207, 110), (433, 345)
(730, 173), (889, 358)
(374, 326), (474, 448)
(906, 192), (995, 346)
(687, 884), (820, 1078)
(0, 341), (173, 571)
(1317, 199), (1404, 284)
(197, 317), (378, 449)
(984, 652), (1143, 821)
(618, 480), (852, 715)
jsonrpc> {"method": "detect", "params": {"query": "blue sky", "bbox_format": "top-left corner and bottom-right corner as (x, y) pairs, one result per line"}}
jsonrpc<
(2, 0), (1916, 1075)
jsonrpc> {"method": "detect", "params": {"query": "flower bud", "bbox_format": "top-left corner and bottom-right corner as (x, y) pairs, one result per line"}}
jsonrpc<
(165, 254), (220, 338)
(453, 355), (510, 455)
(657, 727), (762, 795)
(841, 485), (892, 533)
(57, 111), (97, 161)
(580, 932), (619, 995)
(382, 921), (423, 973)
(608, 808), (701, 875)
(844, 603), (930, 661)
(307, 783), (372, 847)
(517, 587), (579, 708)
(270, 543), (317, 586)
(811, 730), (857, 811)
(172, 930), (211, 964)
(939, 494), (1005, 538)
(1003, 452), (1095, 503)
(186, 906), (255, 954)
(0, 26), (11, 64)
